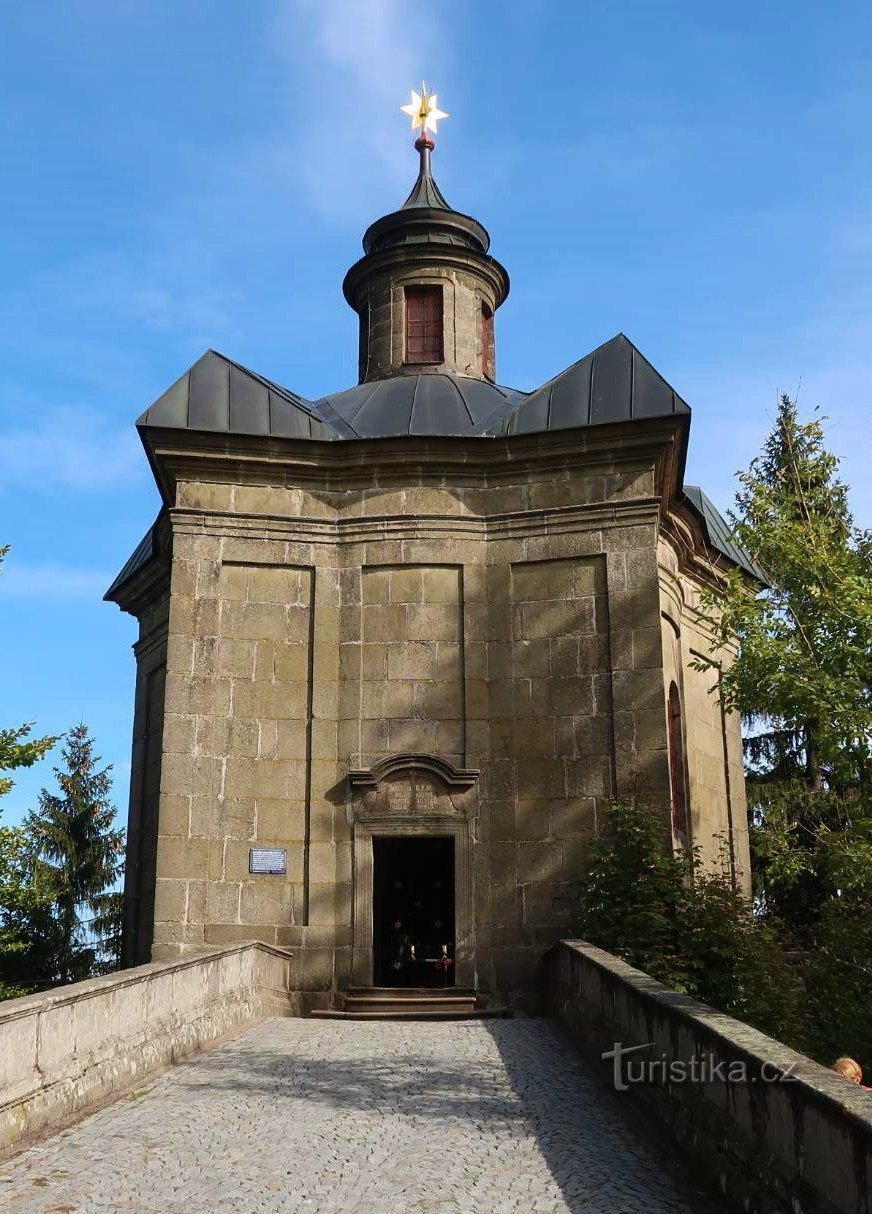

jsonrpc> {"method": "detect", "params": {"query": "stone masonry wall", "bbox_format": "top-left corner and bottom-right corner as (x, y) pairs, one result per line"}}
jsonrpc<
(658, 539), (751, 891)
(360, 264), (498, 380)
(359, 565), (464, 763)
(122, 589), (168, 967)
(476, 555), (615, 994)
(133, 448), (739, 1003)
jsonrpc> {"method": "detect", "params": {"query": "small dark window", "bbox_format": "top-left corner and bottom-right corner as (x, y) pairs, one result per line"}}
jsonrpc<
(405, 286), (443, 364)
(667, 682), (689, 842)
(481, 302), (493, 379)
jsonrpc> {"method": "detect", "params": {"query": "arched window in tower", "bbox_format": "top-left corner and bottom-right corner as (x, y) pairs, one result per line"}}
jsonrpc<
(357, 302), (370, 382)
(405, 285), (443, 364)
(667, 682), (689, 843)
(481, 302), (494, 379)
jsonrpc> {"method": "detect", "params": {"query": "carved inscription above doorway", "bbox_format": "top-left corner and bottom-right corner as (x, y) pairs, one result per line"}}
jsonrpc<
(347, 752), (479, 821)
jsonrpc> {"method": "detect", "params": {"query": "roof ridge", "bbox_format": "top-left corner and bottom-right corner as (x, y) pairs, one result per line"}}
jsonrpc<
(439, 373), (474, 427)
(207, 348), (320, 417)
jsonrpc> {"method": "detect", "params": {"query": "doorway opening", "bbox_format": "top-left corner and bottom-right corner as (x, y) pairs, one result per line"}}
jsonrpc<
(372, 836), (455, 988)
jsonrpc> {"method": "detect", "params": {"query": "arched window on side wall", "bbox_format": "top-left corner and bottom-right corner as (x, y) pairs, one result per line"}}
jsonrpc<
(667, 682), (689, 844)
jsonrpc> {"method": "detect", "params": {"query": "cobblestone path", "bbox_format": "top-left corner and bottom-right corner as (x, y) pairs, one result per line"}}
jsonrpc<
(2, 1018), (709, 1213)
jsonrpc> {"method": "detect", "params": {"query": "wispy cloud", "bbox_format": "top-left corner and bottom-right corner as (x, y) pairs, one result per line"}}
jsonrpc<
(0, 561), (113, 601)
(0, 399), (142, 492)
(271, 0), (445, 221)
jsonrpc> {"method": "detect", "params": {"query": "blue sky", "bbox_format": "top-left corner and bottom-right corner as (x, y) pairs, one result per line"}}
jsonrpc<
(1, 1), (870, 826)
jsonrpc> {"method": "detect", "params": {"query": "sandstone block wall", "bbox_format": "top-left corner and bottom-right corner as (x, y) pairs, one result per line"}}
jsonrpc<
(122, 589), (169, 967)
(658, 539), (751, 889)
(360, 264), (498, 380)
(359, 564), (464, 762)
(120, 443), (746, 1001)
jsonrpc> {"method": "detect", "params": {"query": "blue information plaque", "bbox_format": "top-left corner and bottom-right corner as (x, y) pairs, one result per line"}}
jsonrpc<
(249, 848), (287, 875)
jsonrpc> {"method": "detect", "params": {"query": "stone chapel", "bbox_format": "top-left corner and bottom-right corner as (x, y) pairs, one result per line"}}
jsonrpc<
(107, 117), (756, 1011)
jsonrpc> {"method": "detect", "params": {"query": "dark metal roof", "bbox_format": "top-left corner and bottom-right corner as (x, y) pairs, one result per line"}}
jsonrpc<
(487, 334), (690, 436)
(311, 373), (525, 439)
(136, 351), (338, 441)
(683, 485), (766, 581)
(359, 139), (491, 257)
(136, 334), (691, 445)
(103, 519), (159, 601)
(116, 338), (766, 596)
(401, 139), (451, 211)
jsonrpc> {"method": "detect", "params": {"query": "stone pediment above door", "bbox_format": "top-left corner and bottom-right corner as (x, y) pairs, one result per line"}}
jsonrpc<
(347, 753), (480, 821)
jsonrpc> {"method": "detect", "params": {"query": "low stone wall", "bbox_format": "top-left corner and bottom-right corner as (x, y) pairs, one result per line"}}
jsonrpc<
(548, 941), (872, 1214)
(0, 941), (295, 1154)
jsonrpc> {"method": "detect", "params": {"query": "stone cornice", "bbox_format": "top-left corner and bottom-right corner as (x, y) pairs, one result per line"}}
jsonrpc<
(140, 414), (688, 504)
(167, 498), (661, 547)
(110, 556), (170, 618)
(343, 242), (509, 312)
(660, 502), (736, 594)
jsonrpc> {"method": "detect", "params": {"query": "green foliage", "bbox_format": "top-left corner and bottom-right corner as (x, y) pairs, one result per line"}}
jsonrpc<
(0, 723), (57, 801)
(89, 889), (124, 974)
(746, 781), (858, 935)
(575, 797), (687, 988)
(692, 396), (872, 1070)
(575, 797), (803, 1042)
(804, 892), (872, 1074)
(24, 724), (124, 985)
(697, 394), (872, 788)
(0, 815), (65, 997)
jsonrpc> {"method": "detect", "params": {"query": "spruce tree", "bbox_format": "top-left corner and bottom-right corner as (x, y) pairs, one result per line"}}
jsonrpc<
(26, 724), (124, 982)
(704, 394), (872, 790)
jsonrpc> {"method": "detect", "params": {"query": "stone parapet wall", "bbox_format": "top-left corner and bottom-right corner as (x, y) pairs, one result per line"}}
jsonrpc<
(548, 940), (872, 1214)
(0, 942), (295, 1155)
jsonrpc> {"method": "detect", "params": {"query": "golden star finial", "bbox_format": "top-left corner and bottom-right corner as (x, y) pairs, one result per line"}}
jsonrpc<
(400, 82), (449, 136)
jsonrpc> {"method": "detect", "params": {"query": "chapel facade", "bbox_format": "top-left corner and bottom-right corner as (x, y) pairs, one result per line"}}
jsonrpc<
(107, 127), (754, 1009)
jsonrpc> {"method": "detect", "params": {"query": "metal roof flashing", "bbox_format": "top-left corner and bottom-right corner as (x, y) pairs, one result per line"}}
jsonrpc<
(683, 485), (766, 582)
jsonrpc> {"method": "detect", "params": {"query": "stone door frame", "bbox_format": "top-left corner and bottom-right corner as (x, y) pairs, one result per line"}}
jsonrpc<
(351, 815), (474, 988)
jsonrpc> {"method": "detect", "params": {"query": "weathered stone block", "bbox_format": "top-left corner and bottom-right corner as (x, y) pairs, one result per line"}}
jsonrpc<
(362, 604), (406, 641)
(513, 718), (556, 759)
(515, 799), (551, 841)
(387, 641), (437, 680)
(406, 604), (458, 642)
(255, 798), (306, 841)
(240, 880), (293, 924)
(207, 881), (242, 923)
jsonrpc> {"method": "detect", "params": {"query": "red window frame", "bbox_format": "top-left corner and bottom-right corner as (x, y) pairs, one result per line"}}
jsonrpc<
(481, 302), (494, 379)
(405, 286), (443, 364)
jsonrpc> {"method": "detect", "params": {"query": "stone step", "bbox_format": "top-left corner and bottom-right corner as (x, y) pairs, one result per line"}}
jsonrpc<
(310, 1007), (511, 1021)
(309, 986), (511, 1021)
(346, 995), (476, 1016)
(346, 987), (477, 997)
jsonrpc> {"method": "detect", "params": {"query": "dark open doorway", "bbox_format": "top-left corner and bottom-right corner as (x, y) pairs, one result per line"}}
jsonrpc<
(372, 836), (455, 988)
